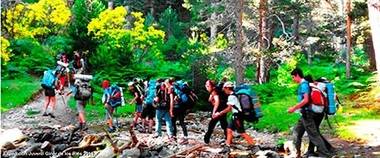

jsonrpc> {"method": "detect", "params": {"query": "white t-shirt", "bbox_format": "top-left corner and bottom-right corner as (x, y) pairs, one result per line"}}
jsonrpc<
(227, 94), (242, 114)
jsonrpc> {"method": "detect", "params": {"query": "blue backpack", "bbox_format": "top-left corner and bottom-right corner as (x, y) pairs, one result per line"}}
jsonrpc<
(235, 84), (263, 122)
(107, 85), (123, 108)
(174, 80), (195, 108)
(41, 69), (55, 89)
(144, 80), (157, 105)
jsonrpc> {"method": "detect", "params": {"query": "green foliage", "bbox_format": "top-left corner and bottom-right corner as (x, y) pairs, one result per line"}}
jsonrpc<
(43, 35), (74, 53)
(1, 75), (40, 112)
(253, 97), (299, 132)
(7, 38), (55, 75)
(69, 0), (105, 50)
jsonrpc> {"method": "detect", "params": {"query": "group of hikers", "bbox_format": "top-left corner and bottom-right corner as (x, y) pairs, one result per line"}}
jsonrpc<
(41, 53), (337, 157)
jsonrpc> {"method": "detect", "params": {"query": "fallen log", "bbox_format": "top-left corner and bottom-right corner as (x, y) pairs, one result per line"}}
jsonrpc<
(187, 128), (203, 134)
(61, 143), (105, 154)
(169, 144), (204, 158)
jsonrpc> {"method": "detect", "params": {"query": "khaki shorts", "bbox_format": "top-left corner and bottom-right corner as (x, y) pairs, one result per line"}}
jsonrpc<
(76, 100), (87, 113)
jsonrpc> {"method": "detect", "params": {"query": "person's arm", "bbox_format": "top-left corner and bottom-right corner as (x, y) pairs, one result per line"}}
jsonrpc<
(169, 92), (174, 117)
(217, 105), (232, 116)
(288, 93), (309, 113)
(211, 93), (220, 118)
(129, 92), (138, 104)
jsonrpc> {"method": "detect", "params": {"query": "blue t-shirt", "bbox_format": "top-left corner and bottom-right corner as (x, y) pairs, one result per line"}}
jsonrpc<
(297, 79), (310, 103)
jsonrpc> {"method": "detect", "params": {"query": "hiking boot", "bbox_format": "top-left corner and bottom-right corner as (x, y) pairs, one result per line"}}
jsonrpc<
(203, 136), (210, 144)
(303, 151), (318, 157)
(42, 112), (48, 116)
(249, 145), (260, 154)
(152, 134), (161, 138)
(107, 127), (116, 133)
(79, 123), (88, 131)
(169, 136), (176, 142)
(49, 113), (55, 118)
(219, 145), (231, 154)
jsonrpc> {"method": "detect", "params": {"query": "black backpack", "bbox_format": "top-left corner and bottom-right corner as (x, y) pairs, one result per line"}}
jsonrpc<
(234, 85), (263, 123)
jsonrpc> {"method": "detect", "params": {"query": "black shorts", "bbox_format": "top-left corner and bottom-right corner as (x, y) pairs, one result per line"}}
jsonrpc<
(44, 88), (55, 97)
(141, 103), (155, 119)
(227, 114), (245, 133)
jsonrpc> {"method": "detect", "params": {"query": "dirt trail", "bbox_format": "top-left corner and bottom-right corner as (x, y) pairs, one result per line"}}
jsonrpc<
(1, 91), (380, 157)
(1, 90), (76, 129)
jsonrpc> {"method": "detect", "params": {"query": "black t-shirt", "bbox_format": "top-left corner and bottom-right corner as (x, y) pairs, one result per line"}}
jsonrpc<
(131, 89), (143, 105)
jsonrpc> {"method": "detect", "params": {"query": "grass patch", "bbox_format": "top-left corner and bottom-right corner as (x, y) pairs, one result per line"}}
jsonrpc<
(253, 97), (299, 132)
(67, 92), (135, 123)
(1, 75), (41, 112)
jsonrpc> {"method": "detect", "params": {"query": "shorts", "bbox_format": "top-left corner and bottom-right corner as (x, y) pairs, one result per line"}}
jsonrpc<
(76, 100), (87, 113)
(135, 104), (143, 113)
(44, 88), (55, 97)
(141, 103), (155, 119)
(227, 114), (245, 133)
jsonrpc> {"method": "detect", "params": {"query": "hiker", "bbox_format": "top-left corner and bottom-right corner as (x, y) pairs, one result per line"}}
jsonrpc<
(56, 52), (70, 93)
(66, 76), (93, 130)
(171, 80), (194, 144)
(222, 81), (255, 148)
(72, 51), (85, 74)
(153, 79), (174, 140)
(288, 68), (334, 158)
(141, 80), (156, 133)
(204, 80), (228, 144)
(102, 80), (123, 132)
(41, 69), (58, 118)
(128, 81), (144, 129)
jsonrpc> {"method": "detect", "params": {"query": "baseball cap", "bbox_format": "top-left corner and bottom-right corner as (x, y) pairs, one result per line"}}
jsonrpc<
(223, 81), (234, 88)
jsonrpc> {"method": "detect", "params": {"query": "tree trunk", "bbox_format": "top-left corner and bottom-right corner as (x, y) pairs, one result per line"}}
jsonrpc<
(256, 0), (268, 84)
(210, 11), (218, 44)
(368, 0), (380, 83)
(146, 0), (154, 15)
(292, 14), (300, 43)
(345, 0), (352, 79)
(366, 35), (377, 71)
(108, 0), (114, 9)
(235, 0), (244, 85)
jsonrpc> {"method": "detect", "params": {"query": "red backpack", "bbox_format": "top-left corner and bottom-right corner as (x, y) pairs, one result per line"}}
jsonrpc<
(309, 82), (327, 106)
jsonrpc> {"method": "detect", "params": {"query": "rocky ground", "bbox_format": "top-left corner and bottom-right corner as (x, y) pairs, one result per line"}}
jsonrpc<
(1, 91), (380, 158)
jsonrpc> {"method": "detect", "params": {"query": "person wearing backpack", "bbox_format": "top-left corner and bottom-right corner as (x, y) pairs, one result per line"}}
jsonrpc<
(128, 81), (144, 129)
(66, 78), (93, 130)
(153, 80), (174, 141)
(72, 51), (86, 74)
(220, 82), (255, 149)
(288, 68), (334, 158)
(41, 69), (58, 118)
(204, 80), (228, 144)
(56, 52), (70, 93)
(171, 80), (191, 144)
(102, 80), (124, 133)
(141, 80), (156, 134)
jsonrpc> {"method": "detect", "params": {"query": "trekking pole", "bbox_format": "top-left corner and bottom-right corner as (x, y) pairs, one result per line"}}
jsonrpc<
(60, 94), (67, 107)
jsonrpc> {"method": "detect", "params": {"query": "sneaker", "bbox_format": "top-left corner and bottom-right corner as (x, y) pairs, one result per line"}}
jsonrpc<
(42, 112), (48, 116)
